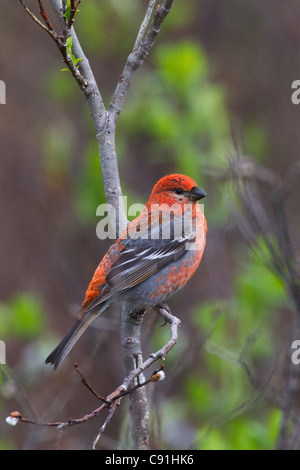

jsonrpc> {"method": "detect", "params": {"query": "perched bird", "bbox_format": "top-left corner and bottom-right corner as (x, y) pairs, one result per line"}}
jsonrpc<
(46, 174), (207, 369)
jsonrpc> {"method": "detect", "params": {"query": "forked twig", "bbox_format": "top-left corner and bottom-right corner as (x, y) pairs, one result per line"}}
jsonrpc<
(7, 305), (176, 446)
(19, 0), (88, 88)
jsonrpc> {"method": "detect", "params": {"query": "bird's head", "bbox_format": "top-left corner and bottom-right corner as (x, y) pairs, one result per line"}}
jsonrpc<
(147, 174), (207, 208)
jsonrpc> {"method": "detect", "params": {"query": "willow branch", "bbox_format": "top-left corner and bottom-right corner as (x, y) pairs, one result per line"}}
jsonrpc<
(6, 303), (177, 443)
(120, 304), (180, 394)
(133, 0), (157, 52)
(47, 0), (126, 231)
(109, 0), (175, 122)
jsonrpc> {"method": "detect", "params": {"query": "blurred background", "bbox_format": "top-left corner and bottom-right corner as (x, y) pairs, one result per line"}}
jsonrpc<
(1, 0), (300, 450)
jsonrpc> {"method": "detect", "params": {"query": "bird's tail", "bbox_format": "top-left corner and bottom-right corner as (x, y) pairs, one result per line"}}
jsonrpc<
(45, 310), (99, 370)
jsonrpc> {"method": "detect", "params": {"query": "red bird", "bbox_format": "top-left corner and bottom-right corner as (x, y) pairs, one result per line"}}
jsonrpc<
(46, 174), (207, 369)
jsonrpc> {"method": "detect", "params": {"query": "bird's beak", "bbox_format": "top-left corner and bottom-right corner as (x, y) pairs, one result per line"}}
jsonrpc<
(189, 186), (207, 202)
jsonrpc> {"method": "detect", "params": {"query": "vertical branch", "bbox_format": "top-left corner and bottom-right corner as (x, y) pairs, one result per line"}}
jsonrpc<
(121, 304), (149, 450)
(48, 0), (127, 234)
(109, 0), (175, 122)
(133, 0), (157, 52)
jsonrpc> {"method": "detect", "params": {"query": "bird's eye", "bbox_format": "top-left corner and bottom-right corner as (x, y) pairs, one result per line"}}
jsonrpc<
(175, 188), (183, 195)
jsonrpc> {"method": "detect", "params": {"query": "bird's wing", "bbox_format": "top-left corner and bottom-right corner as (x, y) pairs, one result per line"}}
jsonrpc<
(84, 230), (195, 312)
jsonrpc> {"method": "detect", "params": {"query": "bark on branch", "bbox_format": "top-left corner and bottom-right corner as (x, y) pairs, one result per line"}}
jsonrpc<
(7, 304), (179, 449)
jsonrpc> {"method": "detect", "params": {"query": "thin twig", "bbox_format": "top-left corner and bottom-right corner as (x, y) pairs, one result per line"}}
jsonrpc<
(92, 400), (121, 450)
(120, 305), (180, 394)
(133, 0), (157, 51)
(6, 303), (176, 435)
(92, 364), (165, 449)
(226, 144), (300, 449)
(20, 0), (88, 88)
(19, 0), (57, 39)
(109, 0), (175, 121)
(73, 363), (109, 404)
(38, 0), (54, 31)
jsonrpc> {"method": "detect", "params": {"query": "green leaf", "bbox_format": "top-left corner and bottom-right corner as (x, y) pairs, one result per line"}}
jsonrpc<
(64, 35), (83, 70)
(9, 293), (45, 338)
(63, 0), (71, 22)
(66, 35), (73, 55)
(73, 57), (82, 67)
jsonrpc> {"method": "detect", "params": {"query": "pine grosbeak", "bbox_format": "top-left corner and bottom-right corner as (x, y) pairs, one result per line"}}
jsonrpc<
(46, 174), (207, 369)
